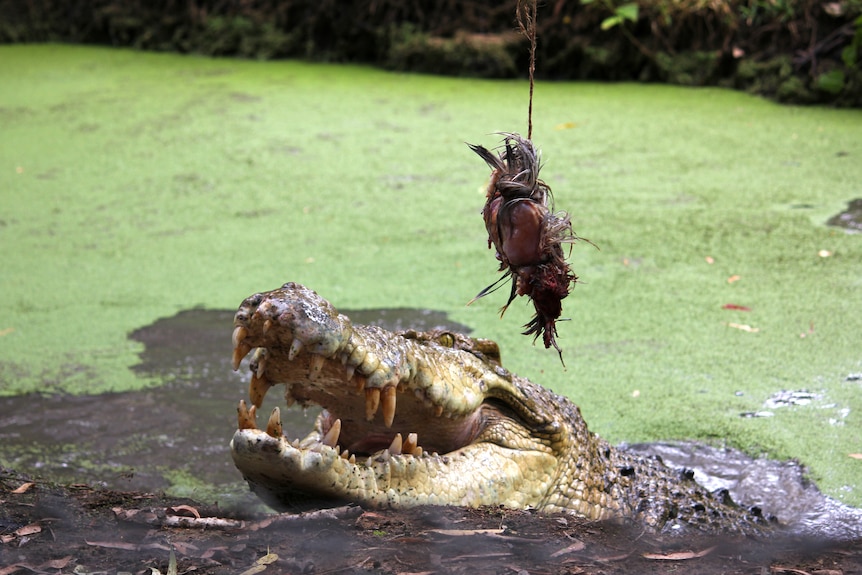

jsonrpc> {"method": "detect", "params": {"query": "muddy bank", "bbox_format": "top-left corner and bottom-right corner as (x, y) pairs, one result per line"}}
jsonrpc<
(2, 469), (862, 575)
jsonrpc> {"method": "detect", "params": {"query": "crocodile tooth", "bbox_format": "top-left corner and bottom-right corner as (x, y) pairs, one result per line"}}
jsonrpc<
(365, 388), (381, 421)
(266, 407), (283, 438)
(340, 449), (350, 459)
(288, 339), (303, 361)
(248, 373), (271, 409)
(252, 348), (267, 378)
(345, 364), (356, 380)
(382, 386), (397, 428)
(414, 446), (423, 458)
(292, 439), (300, 448)
(309, 354), (325, 379)
(434, 405), (444, 417)
(403, 432), (418, 455)
(262, 319), (273, 334)
(388, 433), (403, 455)
(232, 342), (252, 371)
(237, 399), (257, 430)
(348, 454), (356, 464)
(322, 418), (342, 448)
(354, 374), (367, 393)
(232, 326), (248, 348)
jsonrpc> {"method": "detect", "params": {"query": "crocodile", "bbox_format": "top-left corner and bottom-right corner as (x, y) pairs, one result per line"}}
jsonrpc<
(230, 282), (769, 534)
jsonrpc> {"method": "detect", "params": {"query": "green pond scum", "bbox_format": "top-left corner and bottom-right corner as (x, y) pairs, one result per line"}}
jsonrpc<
(1, 45), (861, 506)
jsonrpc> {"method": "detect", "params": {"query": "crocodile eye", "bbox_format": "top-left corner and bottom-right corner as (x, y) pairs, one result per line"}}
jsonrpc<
(437, 332), (456, 348)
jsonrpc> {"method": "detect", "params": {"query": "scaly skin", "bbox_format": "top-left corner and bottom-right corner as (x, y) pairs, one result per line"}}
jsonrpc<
(230, 282), (768, 534)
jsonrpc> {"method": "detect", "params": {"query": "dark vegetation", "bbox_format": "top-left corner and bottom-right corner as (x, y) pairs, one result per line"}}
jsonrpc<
(1, 0), (861, 106)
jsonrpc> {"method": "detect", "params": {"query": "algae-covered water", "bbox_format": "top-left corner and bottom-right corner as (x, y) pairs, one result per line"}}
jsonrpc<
(1, 45), (861, 507)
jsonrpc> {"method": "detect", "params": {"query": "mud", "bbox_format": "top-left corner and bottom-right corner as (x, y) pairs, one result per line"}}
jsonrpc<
(827, 198), (862, 232)
(3, 468), (862, 575)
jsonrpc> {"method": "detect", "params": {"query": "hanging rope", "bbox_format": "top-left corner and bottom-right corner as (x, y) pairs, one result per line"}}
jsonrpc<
(516, 0), (538, 140)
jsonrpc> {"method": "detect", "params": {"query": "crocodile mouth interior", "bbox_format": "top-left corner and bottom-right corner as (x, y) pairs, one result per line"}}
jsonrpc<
(230, 324), (490, 465)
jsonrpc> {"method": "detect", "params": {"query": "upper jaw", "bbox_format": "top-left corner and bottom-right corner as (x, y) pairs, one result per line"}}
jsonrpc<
(230, 282), (503, 459)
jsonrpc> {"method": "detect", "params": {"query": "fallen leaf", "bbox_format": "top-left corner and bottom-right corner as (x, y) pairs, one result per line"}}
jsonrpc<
(727, 322), (759, 333)
(722, 304), (751, 311)
(14, 524), (42, 537)
(11, 482), (34, 494)
(0, 327), (14, 337)
(727, 275), (741, 284)
(705, 256), (714, 264)
(429, 528), (505, 536)
(554, 122), (577, 130)
(41, 557), (73, 570)
(169, 505), (201, 519)
(849, 453), (862, 460)
(550, 540), (586, 557)
(818, 250), (832, 258)
(86, 540), (140, 551)
(770, 566), (811, 575)
(256, 554), (279, 566)
(643, 546), (716, 560)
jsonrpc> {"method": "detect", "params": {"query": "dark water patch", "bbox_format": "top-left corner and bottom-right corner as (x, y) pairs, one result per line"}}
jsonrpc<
(826, 198), (862, 233)
(623, 442), (862, 539)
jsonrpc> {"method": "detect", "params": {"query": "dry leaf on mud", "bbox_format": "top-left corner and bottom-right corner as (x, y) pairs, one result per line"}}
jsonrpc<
(169, 504), (201, 518)
(14, 523), (42, 537)
(550, 540), (586, 557)
(86, 540), (141, 551)
(238, 553), (280, 575)
(11, 482), (34, 494)
(429, 528), (505, 537)
(770, 566), (814, 575)
(643, 545), (716, 560)
(40, 557), (73, 570)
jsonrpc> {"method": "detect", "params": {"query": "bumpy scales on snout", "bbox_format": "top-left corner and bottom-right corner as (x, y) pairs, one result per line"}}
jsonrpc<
(230, 282), (768, 534)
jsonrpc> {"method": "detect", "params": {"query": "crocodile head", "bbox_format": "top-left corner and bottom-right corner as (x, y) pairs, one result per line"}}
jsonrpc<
(229, 282), (614, 517)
